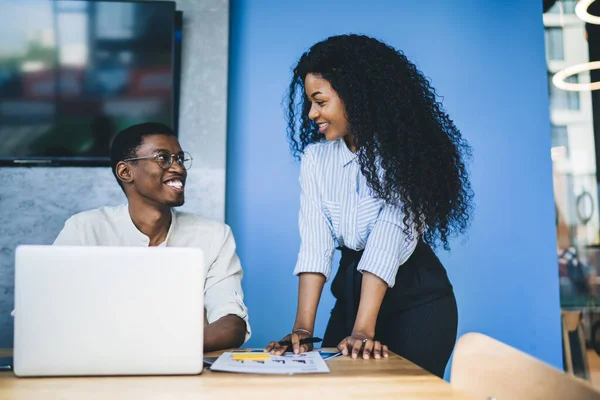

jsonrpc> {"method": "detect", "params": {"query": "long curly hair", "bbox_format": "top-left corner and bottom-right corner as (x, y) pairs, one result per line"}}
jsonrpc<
(286, 34), (474, 250)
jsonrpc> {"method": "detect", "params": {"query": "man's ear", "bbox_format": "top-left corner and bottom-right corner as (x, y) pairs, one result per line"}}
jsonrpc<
(116, 161), (134, 185)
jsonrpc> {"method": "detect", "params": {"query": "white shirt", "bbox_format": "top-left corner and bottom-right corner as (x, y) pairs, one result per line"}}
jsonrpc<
(53, 204), (251, 343)
(293, 139), (418, 287)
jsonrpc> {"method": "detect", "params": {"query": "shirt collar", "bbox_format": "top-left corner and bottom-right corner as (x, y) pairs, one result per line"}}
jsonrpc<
(338, 138), (356, 167)
(119, 203), (177, 246)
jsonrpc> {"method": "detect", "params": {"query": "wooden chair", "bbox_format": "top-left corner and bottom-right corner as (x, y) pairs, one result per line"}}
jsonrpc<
(451, 332), (600, 400)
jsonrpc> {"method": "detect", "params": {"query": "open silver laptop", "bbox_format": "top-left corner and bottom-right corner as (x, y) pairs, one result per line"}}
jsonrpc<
(13, 245), (205, 377)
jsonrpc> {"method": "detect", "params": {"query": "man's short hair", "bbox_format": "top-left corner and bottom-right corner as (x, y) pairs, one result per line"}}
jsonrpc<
(110, 122), (176, 190)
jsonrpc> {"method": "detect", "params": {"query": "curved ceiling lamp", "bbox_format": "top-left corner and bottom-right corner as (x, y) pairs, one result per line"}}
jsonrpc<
(553, 61), (600, 91)
(576, 0), (600, 24)
(551, 0), (600, 91)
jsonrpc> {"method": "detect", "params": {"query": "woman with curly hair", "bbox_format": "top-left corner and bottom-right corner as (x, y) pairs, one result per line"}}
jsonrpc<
(265, 34), (474, 378)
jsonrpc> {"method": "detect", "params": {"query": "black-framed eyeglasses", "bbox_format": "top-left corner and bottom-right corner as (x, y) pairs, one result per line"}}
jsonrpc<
(124, 151), (193, 170)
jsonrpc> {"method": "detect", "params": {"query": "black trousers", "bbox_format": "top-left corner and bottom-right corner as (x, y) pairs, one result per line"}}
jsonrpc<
(322, 242), (458, 378)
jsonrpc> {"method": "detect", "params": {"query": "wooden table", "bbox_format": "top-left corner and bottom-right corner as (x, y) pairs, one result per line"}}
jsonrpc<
(0, 349), (473, 399)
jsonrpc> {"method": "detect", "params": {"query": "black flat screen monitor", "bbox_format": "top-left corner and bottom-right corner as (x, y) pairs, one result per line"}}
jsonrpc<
(0, 0), (178, 166)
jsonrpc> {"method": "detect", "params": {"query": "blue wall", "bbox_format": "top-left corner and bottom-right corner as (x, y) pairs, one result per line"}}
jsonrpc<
(226, 0), (562, 375)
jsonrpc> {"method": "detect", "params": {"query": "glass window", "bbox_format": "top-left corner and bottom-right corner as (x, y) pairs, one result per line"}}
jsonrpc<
(551, 125), (569, 158)
(548, 73), (580, 110)
(547, 0), (576, 14)
(565, 75), (580, 110)
(95, 3), (135, 39)
(545, 27), (564, 61)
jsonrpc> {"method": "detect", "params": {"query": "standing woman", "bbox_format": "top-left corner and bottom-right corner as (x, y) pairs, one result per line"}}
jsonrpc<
(266, 34), (473, 378)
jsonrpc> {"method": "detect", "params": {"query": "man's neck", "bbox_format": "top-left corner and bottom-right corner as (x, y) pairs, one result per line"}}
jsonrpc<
(127, 199), (172, 247)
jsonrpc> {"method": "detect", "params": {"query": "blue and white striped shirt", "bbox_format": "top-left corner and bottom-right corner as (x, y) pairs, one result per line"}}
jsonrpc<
(293, 138), (418, 288)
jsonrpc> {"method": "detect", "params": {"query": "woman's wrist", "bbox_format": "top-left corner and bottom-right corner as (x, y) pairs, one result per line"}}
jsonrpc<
(351, 323), (375, 339)
(293, 320), (315, 334)
(292, 327), (313, 336)
(352, 308), (377, 338)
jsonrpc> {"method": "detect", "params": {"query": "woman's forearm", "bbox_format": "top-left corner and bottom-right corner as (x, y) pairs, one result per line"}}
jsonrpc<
(352, 271), (388, 337)
(293, 272), (326, 333)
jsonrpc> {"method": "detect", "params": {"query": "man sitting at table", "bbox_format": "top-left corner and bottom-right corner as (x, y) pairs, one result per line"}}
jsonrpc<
(53, 122), (250, 351)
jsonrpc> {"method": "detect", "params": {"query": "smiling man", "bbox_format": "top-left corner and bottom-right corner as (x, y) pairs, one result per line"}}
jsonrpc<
(53, 122), (250, 351)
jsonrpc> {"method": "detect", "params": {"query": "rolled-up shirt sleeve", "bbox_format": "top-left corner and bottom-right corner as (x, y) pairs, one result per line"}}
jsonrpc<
(293, 148), (336, 281)
(357, 204), (418, 287)
(203, 224), (251, 343)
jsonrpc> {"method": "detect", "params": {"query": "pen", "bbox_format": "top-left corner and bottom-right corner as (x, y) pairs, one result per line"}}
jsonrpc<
(277, 337), (323, 346)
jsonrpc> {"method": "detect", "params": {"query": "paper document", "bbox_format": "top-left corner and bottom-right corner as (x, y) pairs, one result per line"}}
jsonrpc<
(209, 351), (330, 375)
